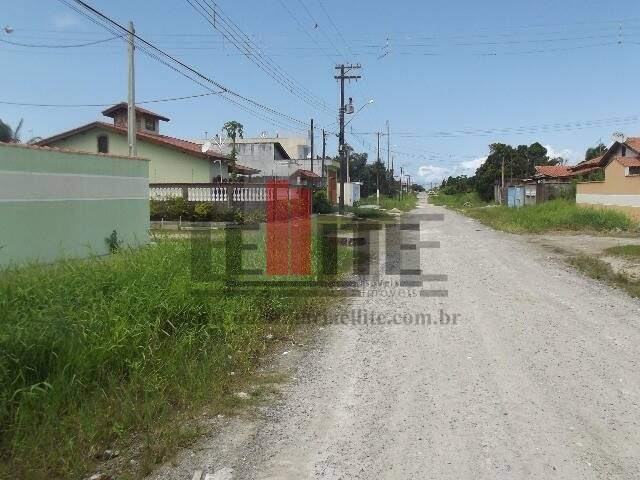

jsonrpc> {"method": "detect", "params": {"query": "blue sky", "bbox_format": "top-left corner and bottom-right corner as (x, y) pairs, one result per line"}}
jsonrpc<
(2, 0), (640, 184)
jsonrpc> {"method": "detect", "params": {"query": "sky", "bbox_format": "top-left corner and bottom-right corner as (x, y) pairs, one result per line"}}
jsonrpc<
(2, 0), (640, 185)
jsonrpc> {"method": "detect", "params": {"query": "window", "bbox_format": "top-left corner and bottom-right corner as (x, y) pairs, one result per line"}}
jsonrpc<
(629, 166), (640, 175)
(97, 135), (109, 153)
(145, 117), (156, 131)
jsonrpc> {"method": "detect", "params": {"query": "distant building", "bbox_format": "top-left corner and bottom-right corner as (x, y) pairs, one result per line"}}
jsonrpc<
(37, 103), (258, 183)
(576, 156), (640, 220)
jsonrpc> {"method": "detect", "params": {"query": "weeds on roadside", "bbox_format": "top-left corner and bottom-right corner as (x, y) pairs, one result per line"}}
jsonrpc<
(604, 245), (640, 259)
(0, 233), (340, 479)
(567, 255), (640, 298)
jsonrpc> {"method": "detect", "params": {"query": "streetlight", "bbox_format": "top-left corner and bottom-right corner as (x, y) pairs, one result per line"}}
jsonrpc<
(344, 99), (374, 128)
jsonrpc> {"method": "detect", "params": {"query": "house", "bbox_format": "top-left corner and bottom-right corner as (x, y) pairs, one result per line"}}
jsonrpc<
(208, 137), (340, 201)
(569, 137), (640, 178)
(533, 165), (573, 182)
(576, 156), (640, 220)
(36, 103), (259, 183)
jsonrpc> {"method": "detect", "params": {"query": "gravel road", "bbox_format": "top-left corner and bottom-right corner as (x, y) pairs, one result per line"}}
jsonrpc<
(149, 194), (640, 480)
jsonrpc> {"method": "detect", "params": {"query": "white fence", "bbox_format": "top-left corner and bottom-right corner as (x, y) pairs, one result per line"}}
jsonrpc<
(149, 184), (270, 203)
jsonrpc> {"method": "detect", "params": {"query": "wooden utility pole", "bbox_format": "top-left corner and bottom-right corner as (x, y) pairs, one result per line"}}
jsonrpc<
(310, 118), (314, 174)
(334, 64), (361, 214)
(127, 20), (137, 157)
(321, 129), (326, 183)
(386, 120), (390, 171)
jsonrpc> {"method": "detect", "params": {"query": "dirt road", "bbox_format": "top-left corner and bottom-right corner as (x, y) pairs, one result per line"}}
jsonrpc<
(149, 194), (640, 480)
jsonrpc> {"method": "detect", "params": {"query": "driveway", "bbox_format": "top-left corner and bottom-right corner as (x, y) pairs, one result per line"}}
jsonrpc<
(149, 193), (640, 480)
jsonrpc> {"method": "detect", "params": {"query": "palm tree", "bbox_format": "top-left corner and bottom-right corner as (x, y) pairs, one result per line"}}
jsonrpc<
(0, 119), (22, 143)
(0, 119), (41, 144)
(222, 121), (244, 180)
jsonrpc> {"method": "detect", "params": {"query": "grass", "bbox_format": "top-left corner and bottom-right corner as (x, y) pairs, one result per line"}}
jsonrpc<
(431, 193), (637, 234)
(0, 226), (350, 479)
(567, 255), (640, 298)
(468, 200), (636, 233)
(428, 191), (488, 209)
(604, 244), (640, 259)
(358, 193), (418, 212)
(345, 206), (392, 220)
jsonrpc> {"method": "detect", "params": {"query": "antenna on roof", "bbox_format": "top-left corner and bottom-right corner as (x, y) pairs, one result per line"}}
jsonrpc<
(611, 131), (627, 144)
(201, 140), (212, 153)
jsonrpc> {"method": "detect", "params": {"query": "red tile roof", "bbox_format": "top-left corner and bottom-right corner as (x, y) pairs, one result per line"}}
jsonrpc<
(615, 156), (640, 167)
(534, 165), (571, 178)
(101, 103), (170, 122)
(36, 121), (259, 175)
(624, 137), (640, 152)
(291, 168), (320, 178)
(569, 154), (607, 173)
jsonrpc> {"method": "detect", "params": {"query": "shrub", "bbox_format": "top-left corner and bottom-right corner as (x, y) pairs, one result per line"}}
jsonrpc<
(313, 190), (333, 214)
(194, 202), (214, 221)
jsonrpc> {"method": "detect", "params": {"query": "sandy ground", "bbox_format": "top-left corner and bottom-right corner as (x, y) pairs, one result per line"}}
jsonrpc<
(147, 194), (640, 480)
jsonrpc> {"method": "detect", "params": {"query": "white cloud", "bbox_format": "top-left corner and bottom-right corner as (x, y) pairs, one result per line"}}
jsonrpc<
(52, 12), (81, 30)
(460, 156), (487, 174)
(416, 156), (487, 184)
(544, 144), (579, 164)
(417, 165), (449, 182)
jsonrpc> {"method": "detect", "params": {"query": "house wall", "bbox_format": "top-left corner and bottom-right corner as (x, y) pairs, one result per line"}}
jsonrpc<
(46, 126), (228, 183)
(0, 143), (149, 267)
(576, 160), (640, 220)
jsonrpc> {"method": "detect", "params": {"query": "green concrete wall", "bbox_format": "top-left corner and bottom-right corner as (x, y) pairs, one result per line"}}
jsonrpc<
(0, 143), (149, 267)
(48, 125), (228, 183)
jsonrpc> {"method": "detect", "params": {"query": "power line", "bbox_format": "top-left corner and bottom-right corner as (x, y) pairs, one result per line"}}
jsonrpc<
(57, 0), (310, 131)
(294, 0), (346, 59)
(184, 0), (333, 115)
(276, 0), (337, 61)
(0, 91), (224, 108)
(351, 114), (640, 139)
(0, 35), (120, 48)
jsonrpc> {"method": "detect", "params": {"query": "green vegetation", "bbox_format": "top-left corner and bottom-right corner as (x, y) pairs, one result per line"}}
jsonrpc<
(605, 244), (640, 259)
(345, 206), (392, 220)
(0, 231), (348, 479)
(468, 200), (635, 233)
(150, 198), (265, 224)
(358, 193), (418, 212)
(428, 191), (488, 209)
(430, 193), (636, 234)
(312, 190), (333, 214)
(568, 256), (640, 298)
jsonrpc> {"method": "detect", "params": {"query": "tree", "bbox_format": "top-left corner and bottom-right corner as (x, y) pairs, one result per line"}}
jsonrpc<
(0, 119), (41, 144)
(222, 121), (244, 180)
(473, 142), (556, 201)
(222, 121), (243, 143)
(0, 118), (23, 143)
(585, 143), (607, 161)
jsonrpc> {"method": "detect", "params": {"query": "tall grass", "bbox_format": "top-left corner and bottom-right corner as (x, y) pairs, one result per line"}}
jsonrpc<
(428, 191), (488, 209)
(605, 244), (640, 258)
(358, 193), (418, 211)
(466, 200), (636, 233)
(0, 232), (341, 478)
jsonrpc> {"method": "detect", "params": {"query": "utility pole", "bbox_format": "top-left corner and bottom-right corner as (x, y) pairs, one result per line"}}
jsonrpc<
(310, 118), (314, 174)
(321, 129), (326, 183)
(346, 146), (350, 182)
(127, 21), (136, 157)
(376, 131), (381, 163)
(386, 120), (390, 171)
(334, 64), (361, 214)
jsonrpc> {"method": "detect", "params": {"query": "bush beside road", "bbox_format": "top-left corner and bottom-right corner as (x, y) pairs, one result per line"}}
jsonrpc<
(0, 230), (348, 479)
(430, 193), (638, 234)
